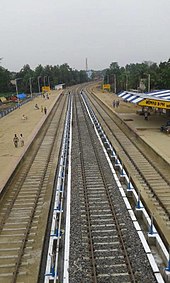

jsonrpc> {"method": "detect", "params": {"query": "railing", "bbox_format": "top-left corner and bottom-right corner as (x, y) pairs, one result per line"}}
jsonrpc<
(44, 96), (72, 283)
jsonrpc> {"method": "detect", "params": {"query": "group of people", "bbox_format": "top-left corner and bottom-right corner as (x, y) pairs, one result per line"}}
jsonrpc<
(112, 100), (120, 108)
(34, 104), (47, 115)
(41, 105), (47, 115)
(42, 93), (50, 99)
(13, 134), (24, 148)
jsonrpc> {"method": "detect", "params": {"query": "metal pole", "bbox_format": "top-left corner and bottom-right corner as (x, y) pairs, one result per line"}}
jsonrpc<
(148, 74), (150, 93)
(149, 214), (154, 234)
(126, 73), (128, 91)
(29, 78), (33, 98)
(48, 76), (50, 88)
(15, 79), (19, 96)
(114, 74), (116, 94)
(44, 76), (46, 86)
(15, 79), (19, 106)
(38, 76), (41, 93)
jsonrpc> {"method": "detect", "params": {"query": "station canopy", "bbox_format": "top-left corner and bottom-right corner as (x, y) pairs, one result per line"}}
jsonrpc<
(118, 90), (170, 110)
(17, 93), (26, 99)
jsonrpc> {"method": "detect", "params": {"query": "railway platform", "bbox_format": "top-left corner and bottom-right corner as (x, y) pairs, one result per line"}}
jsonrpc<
(91, 85), (170, 165)
(0, 84), (170, 194)
(0, 90), (61, 194)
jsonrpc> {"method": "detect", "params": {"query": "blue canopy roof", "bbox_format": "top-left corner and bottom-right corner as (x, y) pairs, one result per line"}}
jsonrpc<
(17, 93), (26, 99)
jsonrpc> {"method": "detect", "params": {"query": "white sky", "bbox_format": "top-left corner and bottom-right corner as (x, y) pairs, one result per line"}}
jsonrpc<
(0, 0), (170, 71)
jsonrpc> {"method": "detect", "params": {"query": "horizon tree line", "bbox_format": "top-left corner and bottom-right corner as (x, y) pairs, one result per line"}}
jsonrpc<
(0, 61), (89, 95)
(104, 59), (170, 93)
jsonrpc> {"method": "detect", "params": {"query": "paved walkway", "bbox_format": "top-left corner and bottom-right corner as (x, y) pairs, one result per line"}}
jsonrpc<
(0, 90), (61, 193)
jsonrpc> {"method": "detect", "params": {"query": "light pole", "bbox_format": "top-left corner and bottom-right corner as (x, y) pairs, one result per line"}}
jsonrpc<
(29, 77), (33, 98)
(44, 76), (47, 86)
(148, 74), (151, 93)
(38, 76), (41, 93)
(48, 76), (50, 88)
(125, 74), (128, 91)
(125, 67), (128, 91)
(114, 74), (117, 94)
(15, 78), (22, 106)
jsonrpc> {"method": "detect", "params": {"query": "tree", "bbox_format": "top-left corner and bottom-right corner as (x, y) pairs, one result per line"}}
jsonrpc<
(0, 66), (11, 93)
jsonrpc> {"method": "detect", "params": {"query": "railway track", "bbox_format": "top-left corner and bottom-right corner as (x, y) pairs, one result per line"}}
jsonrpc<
(84, 87), (170, 246)
(69, 91), (157, 283)
(0, 93), (68, 283)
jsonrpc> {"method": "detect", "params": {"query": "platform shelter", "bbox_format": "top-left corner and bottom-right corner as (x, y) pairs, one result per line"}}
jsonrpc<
(118, 90), (170, 111)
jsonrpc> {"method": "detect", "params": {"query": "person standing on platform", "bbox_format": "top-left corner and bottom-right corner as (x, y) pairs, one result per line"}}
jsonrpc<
(13, 134), (19, 148)
(20, 134), (24, 147)
(116, 100), (120, 107)
(44, 107), (47, 115)
(144, 111), (148, 120)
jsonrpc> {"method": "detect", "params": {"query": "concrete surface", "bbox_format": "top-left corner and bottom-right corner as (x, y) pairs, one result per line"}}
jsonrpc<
(0, 90), (61, 193)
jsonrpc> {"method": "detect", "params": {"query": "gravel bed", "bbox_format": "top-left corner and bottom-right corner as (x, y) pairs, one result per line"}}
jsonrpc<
(69, 94), (157, 283)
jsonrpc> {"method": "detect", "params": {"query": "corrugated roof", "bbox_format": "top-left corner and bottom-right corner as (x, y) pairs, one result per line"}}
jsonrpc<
(118, 90), (170, 104)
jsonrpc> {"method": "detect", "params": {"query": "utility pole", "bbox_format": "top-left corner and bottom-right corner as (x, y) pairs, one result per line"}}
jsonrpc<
(148, 74), (150, 92)
(29, 77), (33, 98)
(107, 75), (109, 84)
(86, 58), (88, 72)
(38, 76), (41, 93)
(125, 68), (128, 91)
(15, 78), (21, 106)
(44, 76), (47, 86)
(48, 76), (50, 88)
(114, 74), (117, 94)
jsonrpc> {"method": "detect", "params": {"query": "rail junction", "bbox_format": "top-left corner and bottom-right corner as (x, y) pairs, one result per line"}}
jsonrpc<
(0, 84), (170, 282)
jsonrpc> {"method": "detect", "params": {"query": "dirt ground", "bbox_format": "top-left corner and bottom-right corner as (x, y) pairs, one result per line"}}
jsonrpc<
(0, 84), (170, 193)
(0, 91), (61, 193)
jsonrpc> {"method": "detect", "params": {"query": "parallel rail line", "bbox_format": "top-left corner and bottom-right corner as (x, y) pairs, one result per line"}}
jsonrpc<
(85, 87), (170, 246)
(0, 94), (67, 283)
(69, 91), (156, 282)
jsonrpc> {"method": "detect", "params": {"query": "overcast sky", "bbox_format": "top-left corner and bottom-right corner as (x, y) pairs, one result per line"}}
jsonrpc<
(0, 0), (170, 71)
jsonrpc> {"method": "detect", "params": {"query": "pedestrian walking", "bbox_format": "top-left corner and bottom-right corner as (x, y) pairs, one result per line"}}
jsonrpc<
(144, 111), (148, 120)
(20, 134), (24, 147)
(13, 134), (19, 148)
(44, 107), (47, 115)
(116, 100), (120, 107)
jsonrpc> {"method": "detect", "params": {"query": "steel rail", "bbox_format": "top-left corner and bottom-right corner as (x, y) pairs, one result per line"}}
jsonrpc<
(0, 94), (65, 231)
(0, 94), (67, 283)
(74, 95), (98, 283)
(10, 95), (67, 283)
(80, 93), (136, 282)
(84, 89), (170, 220)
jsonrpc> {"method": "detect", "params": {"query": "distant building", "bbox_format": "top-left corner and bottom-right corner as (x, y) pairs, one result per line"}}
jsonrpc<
(54, 84), (65, 90)
(86, 70), (92, 79)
